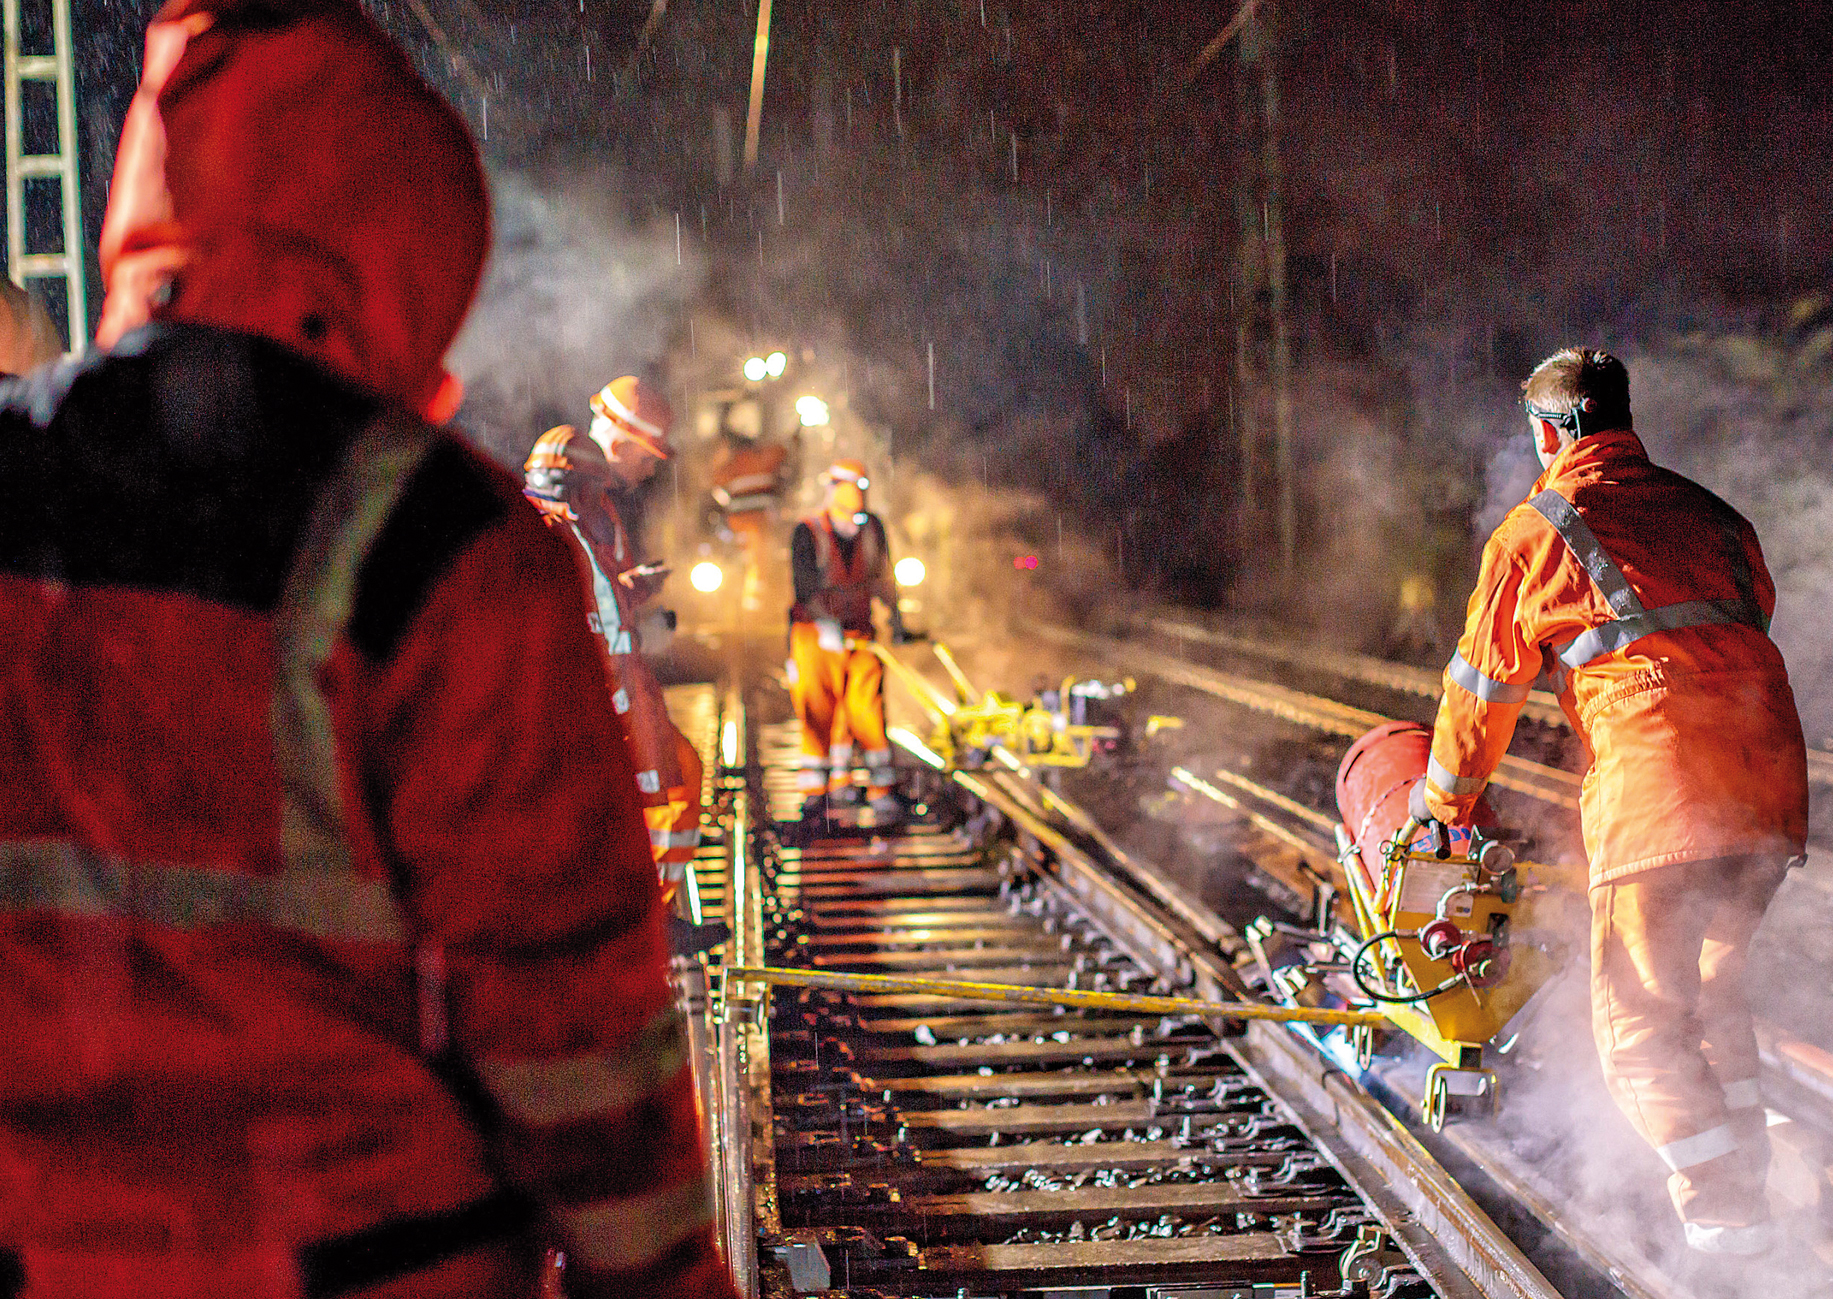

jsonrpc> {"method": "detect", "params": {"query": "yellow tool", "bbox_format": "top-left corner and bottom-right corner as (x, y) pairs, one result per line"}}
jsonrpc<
(869, 641), (1137, 769)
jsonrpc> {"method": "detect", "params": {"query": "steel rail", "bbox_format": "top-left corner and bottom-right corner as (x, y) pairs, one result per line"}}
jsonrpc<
(1147, 613), (1833, 790)
(724, 964), (1390, 1028)
(1029, 621), (1581, 808)
(1149, 614), (1568, 727)
(952, 754), (1562, 1299)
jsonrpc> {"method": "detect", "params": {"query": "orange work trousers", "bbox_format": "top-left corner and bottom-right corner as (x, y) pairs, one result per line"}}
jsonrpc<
(1590, 853), (1789, 1251)
(642, 724), (703, 906)
(789, 620), (892, 799)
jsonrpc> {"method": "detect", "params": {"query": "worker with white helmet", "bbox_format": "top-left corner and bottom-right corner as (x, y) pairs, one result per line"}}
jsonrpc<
(789, 458), (908, 824)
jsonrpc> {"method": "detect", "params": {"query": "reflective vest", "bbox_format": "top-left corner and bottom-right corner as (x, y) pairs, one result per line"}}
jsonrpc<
(792, 512), (887, 635)
(710, 440), (788, 516)
(522, 424), (682, 806)
(1425, 428), (1808, 883)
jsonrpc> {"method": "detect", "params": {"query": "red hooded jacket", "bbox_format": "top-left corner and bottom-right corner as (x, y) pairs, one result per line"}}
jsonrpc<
(0, 3), (733, 1296)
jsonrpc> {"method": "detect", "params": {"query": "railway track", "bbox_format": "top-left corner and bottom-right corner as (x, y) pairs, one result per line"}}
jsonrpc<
(990, 618), (1833, 1297)
(683, 678), (1574, 1299)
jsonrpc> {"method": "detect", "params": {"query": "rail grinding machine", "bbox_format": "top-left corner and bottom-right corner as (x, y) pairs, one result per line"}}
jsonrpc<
(1256, 721), (1576, 1128)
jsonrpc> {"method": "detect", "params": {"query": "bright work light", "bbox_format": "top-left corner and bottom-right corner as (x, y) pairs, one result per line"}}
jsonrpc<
(894, 557), (926, 587)
(690, 561), (724, 593)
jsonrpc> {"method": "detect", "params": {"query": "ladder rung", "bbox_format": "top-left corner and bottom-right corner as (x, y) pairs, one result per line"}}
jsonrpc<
(16, 254), (70, 275)
(16, 56), (58, 79)
(16, 155), (65, 177)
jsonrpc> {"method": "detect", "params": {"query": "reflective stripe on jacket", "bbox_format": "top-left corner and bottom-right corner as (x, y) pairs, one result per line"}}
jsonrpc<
(0, 327), (724, 1297)
(522, 424), (683, 807)
(1426, 428), (1808, 883)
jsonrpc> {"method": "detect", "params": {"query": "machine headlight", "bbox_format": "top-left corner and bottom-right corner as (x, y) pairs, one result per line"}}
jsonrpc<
(765, 351), (788, 377)
(895, 557), (926, 587)
(690, 561), (725, 593)
(743, 356), (768, 382)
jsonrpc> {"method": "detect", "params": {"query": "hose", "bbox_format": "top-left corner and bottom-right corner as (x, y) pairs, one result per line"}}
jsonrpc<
(1350, 931), (1460, 1005)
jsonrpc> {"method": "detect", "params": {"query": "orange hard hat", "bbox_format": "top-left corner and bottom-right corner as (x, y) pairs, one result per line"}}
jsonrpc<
(94, 0), (490, 421)
(589, 375), (674, 459)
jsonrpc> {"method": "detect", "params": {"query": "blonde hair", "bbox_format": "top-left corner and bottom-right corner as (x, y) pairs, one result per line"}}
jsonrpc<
(1522, 348), (1631, 433)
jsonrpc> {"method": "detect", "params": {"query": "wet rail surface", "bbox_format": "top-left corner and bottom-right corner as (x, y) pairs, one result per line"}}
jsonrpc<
(694, 681), (1566, 1299)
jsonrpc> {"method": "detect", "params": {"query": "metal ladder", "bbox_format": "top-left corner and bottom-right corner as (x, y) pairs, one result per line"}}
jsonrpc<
(3, 0), (85, 353)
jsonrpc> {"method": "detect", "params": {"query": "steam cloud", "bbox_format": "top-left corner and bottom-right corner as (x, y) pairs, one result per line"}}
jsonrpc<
(448, 165), (705, 469)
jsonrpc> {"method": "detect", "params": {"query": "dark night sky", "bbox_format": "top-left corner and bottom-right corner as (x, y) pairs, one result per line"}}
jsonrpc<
(55, 0), (1833, 649)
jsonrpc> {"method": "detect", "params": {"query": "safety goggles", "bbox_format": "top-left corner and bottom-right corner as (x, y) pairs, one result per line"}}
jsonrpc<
(1520, 397), (1584, 434)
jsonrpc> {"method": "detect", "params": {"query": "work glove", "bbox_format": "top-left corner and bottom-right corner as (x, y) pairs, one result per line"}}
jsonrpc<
(1408, 777), (1455, 858)
(816, 618), (845, 652)
(1407, 777), (1439, 827)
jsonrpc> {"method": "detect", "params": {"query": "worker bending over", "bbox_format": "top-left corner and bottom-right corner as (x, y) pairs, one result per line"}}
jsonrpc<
(790, 459), (909, 822)
(0, 2), (735, 1296)
(1415, 348), (1808, 1258)
(524, 378), (703, 901)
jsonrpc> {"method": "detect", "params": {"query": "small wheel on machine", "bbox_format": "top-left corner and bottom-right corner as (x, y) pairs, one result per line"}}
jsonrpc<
(1426, 1076), (1450, 1132)
(1351, 1023), (1378, 1071)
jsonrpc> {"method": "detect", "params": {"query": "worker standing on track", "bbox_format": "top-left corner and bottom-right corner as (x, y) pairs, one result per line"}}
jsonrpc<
(0, 2), (735, 1295)
(709, 419), (789, 613)
(789, 459), (909, 824)
(523, 378), (703, 903)
(1414, 348), (1808, 1259)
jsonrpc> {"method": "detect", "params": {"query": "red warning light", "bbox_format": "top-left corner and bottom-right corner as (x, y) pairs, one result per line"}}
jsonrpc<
(1013, 555), (1039, 570)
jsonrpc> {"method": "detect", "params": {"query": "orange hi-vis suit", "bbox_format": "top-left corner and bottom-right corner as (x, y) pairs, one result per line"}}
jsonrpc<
(1, 1), (737, 1295)
(1422, 427), (1808, 1252)
(711, 437), (788, 609)
(523, 425), (701, 895)
(790, 508), (898, 800)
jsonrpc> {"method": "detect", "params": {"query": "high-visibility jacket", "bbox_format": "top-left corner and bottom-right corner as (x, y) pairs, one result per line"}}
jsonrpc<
(790, 512), (893, 635)
(523, 425), (683, 816)
(1425, 428), (1808, 884)
(0, 324), (730, 1298)
(710, 439), (788, 517)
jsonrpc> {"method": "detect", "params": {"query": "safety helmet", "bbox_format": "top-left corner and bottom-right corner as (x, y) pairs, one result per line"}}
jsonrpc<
(823, 458), (870, 514)
(589, 375), (674, 459)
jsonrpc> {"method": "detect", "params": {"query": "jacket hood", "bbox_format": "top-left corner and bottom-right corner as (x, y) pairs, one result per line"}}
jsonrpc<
(96, 0), (489, 420)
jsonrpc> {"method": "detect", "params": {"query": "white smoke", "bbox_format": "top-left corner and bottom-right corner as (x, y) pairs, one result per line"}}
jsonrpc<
(447, 165), (706, 467)
(1475, 333), (1833, 741)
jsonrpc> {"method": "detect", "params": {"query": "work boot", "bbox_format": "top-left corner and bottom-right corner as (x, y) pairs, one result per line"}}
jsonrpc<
(867, 793), (905, 826)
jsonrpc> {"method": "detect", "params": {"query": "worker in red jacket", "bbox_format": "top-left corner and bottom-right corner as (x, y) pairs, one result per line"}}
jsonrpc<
(523, 379), (703, 901)
(1417, 348), (1808, 1258)
(0, 2), (735, 1296)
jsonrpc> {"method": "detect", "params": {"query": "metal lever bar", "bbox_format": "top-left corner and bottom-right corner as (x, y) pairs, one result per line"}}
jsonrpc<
(929, 641), (982, 704)
(866, 640), (957, 718)
(723, 965), (1389, 1029)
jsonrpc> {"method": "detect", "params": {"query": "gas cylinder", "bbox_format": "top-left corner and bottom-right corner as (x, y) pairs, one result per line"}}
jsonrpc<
(1335, 720), (1496, 914)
